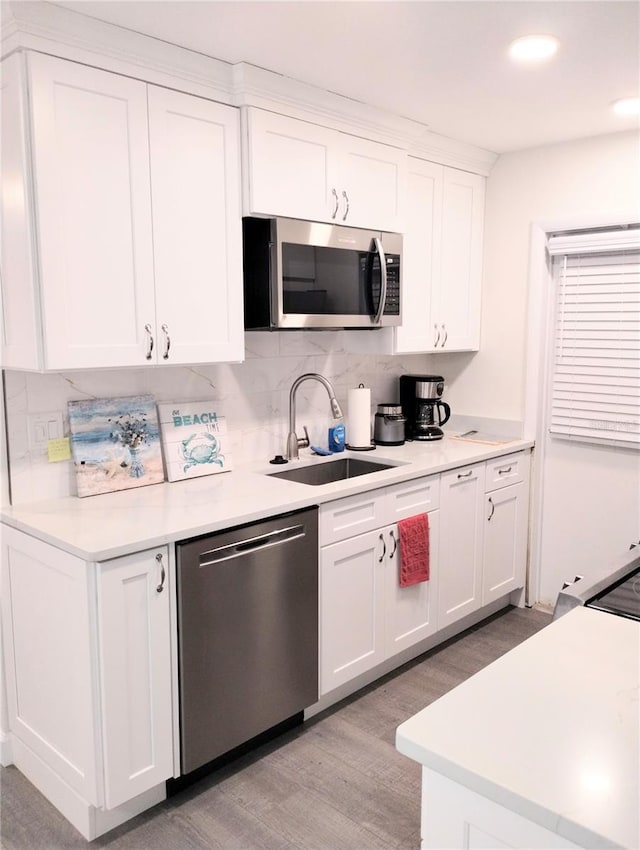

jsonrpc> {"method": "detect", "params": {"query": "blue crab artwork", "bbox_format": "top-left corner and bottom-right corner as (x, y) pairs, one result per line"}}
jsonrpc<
(180, 432), (225, 473)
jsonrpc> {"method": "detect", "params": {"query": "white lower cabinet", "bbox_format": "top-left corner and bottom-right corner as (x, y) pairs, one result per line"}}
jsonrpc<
(0, 528), (173, 838)
(482, 452), (531, 604)
(437, 463), (486, 629)
(97, 549), (173, 809)
(320, 475), (440, 695)
(438, 452), (531, 628)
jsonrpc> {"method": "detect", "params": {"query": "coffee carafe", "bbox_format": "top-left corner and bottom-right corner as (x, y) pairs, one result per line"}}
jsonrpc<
(400, 375), (451, 441)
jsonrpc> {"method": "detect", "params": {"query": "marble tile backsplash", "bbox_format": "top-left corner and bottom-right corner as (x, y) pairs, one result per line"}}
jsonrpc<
(5, 332), (432, 504)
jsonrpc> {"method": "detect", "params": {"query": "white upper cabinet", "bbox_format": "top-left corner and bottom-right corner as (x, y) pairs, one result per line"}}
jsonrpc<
(0, 51), (243, 371)
(395, 158), (485, 354)
(147, 86), (243, 365)
(243, 107), (407, 232)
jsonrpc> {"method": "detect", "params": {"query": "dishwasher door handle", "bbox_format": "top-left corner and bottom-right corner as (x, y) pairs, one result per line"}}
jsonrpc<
(198, 523), (306, 566)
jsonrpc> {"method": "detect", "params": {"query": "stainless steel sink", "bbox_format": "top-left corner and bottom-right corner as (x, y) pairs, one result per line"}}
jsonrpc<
(268, 457), (396, 486)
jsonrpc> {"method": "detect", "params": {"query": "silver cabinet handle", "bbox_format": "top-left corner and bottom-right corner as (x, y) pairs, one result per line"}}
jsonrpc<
(388, 528), (397, 559)
(441, 324), (448, 347)
(144, 323), (154, 360)
(156, 552), (166, 593)
(457, 469), (473, 479)
(341, 189), (350, 221)
(498, 466), (513, 475)
(434, 324), (440, 347)
(488, 497), (495, 522)
(331, 188), (339, 219)
(378, 532), (387, 563)
(161, 323), (171, 360)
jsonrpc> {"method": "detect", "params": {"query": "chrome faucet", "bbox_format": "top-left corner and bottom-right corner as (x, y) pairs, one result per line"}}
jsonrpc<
(287, 373), (343, 459)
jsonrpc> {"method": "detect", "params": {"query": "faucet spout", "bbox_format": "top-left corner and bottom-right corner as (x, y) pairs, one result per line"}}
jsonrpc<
(287, 373), (343, 460)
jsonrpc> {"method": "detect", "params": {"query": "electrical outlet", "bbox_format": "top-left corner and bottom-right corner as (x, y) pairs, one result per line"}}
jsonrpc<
(28, 412), (64, 452)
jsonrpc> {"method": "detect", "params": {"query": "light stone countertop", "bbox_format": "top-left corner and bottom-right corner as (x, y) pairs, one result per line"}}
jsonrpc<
(1, 436), (533, 561)
(396, 606), (640, 850)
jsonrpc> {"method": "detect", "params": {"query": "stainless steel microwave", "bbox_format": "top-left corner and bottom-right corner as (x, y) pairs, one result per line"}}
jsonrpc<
(242, 217), (402, 330)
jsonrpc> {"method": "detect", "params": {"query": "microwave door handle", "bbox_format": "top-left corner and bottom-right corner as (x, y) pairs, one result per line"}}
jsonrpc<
(371, 237), (387, 325)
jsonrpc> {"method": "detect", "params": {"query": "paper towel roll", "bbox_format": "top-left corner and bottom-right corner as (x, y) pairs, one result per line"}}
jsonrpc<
(347, 385), (371, 448)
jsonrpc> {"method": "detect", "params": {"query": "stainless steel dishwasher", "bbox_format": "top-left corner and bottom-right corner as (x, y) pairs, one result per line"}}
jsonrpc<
(176, 506), (318, 775)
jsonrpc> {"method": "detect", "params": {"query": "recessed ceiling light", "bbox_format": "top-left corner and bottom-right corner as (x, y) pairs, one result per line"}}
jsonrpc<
(612, 97), (640, 116)
(508, 35), (559, 63)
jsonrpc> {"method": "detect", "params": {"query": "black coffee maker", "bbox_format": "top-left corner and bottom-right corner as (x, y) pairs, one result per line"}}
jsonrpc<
(400, 375), (451, 441)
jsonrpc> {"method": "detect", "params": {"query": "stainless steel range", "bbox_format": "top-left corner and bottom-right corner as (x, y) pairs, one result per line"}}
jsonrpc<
(553, 544), (640, 622)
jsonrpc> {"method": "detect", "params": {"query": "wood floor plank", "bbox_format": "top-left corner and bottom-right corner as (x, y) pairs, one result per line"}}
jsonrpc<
(0, 606), (552, 850)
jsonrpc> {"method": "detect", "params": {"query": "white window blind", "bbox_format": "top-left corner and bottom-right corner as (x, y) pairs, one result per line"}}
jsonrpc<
(547, 229), (640, 448)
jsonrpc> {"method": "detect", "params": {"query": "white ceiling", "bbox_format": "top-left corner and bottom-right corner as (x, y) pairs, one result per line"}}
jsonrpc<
(52, 0), (640, 153)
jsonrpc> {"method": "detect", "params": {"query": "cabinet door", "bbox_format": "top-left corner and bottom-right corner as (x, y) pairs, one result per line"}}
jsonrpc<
(244, 108), (335, 222)
(438, 463), (485, 628)
(483, 482), (528, 604)
(437, 168), (485, 351)
(385, 513), (439, 657)
(148, 87), (244, 364)
(394, 158), (443, 353)
(27, 53), (156, 369)
(97, 547), (173, 809)
(320, 530), (386, 694)
(1, 53), (41, 369)
(337, 133), (407, 231)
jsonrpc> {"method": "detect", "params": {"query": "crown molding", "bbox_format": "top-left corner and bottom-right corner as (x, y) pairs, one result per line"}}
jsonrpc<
(2, 1), (497, 175)
(1, 1), (234, 103)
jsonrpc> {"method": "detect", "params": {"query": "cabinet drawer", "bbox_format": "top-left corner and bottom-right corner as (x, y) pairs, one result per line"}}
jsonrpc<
(386, 475), (440, 521)
(320, 489), (387, 546)
(485, 451), (529, 492)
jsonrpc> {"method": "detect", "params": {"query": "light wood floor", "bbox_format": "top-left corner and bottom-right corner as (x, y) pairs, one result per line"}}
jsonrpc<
(1, 605), (551, 850)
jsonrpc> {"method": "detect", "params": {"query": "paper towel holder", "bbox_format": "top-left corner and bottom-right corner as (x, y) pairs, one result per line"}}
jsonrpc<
(346, 383), (376, 451)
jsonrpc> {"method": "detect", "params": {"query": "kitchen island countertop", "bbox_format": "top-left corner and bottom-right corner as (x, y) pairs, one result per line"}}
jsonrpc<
(396, 606), (640, 849)
(1, 436), (532, 560)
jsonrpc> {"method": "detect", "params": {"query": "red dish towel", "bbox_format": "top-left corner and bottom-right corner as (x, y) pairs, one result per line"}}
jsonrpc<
(398, 513), (430, 587)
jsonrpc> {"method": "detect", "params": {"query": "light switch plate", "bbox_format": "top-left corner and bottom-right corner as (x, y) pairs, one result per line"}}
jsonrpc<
(28, 411), (64, 452)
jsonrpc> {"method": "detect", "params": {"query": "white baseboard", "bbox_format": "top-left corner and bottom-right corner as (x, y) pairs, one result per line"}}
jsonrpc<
(10, 735), (166, 840)
(0, 730), (13, 767)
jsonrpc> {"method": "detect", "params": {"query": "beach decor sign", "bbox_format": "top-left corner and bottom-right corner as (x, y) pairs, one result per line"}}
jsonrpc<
(68, 395), (164, 497)
(158, 402), (232, 482)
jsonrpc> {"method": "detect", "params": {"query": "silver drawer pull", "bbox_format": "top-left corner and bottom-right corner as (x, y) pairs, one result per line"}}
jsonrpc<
(144, 323), (154, 360)
(161, 323), (171, 360)
(378, 532), (386, 563)
(498, 466), (513, 475)
(331, 188), (339, 219)
(156, 552), (166, 593)
(389, 528), (397, 558)
(457, 470), (473, 479)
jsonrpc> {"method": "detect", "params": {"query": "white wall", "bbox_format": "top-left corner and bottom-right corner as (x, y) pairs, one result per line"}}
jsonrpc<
(445, 130), (639, 420)
(466, 130), (640, 606)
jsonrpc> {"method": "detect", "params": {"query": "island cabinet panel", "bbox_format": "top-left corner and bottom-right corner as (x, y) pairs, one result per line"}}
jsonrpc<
(0, 51), (244, 371)
(420, 769), (581, 849)
(243, 106), (407, 232)
(97, 547), (173, 809)
(0, 529), (100, 804)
